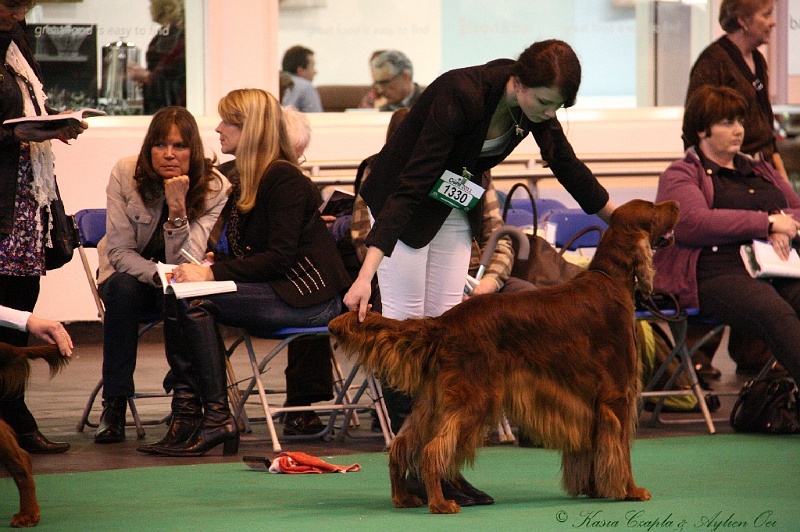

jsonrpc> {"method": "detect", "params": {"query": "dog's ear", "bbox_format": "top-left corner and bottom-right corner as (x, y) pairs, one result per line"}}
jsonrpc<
(634, 234), (654, 297)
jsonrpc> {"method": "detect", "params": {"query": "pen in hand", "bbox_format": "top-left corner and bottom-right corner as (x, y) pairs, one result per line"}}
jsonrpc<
(180, 248), (203, 265)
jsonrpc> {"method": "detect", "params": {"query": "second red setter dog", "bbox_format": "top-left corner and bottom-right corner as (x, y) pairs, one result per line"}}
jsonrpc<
(0, 342), (68, 527)
(330, 199), (679, 514)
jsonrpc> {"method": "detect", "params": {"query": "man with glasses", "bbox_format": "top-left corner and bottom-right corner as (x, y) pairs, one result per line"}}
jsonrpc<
(365, 50), (423, 112)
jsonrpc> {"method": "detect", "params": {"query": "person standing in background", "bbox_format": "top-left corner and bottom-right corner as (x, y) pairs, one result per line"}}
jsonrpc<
(685, 0), (785, 180)
(0, 0), (87, 454)
(280, 45), (323, 113)
(128, 0), (186, 114)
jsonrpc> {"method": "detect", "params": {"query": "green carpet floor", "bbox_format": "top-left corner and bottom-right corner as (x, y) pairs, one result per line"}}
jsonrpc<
(2, 434), (798, 531)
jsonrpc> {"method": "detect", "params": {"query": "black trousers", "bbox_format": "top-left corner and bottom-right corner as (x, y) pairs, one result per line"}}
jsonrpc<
(698, 272), (800, 383)
(0, 275), (41, 435)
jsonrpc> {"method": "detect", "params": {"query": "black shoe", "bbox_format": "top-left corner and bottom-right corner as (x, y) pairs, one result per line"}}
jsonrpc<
(95, 397), (127, 444)
(455, 477), (495, 505)
(18, 430), (70, 454)
(283, 411), (324, 436)
(405, 475), (476, 507)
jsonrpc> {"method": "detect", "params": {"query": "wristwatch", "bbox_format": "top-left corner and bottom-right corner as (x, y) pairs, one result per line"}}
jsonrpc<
(768, 215), (776, 234)
(167, 216), (188, 229)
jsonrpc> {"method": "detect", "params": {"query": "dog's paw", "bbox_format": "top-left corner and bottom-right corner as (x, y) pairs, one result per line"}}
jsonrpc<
(393, 494), (425, 508)
(626, 486), (652, 501)
(428, 499), (461, 514)
(11, 510), (40, 528)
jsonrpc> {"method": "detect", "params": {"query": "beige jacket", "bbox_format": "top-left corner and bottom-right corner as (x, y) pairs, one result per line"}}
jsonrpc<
(97, 156), (230, 287)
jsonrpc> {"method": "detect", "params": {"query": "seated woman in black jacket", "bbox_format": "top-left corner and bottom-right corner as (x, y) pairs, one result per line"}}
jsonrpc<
(138, 88), (351, 457)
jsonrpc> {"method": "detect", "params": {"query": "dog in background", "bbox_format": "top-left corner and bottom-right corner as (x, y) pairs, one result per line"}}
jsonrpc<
(0, 342), (68, 528)
(330, 199), (678, 514)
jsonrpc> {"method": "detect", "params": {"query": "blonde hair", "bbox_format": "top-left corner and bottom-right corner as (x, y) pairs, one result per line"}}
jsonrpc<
(218, 89), (297, 213)
(150, 0), (184, 28)
(282, 106), (312, 158)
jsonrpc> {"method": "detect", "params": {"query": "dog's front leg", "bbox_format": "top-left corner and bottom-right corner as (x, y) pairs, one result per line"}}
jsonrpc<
(422, 446), (460, 514)
(0, 421), (40, 527)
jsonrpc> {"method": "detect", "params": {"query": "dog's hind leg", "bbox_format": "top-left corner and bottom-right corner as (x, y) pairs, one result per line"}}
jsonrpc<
(0, 419), (40, 527)
(592, 402), (651, 501)
(562, 450), (595, 498)
(388, 423), (425, 508)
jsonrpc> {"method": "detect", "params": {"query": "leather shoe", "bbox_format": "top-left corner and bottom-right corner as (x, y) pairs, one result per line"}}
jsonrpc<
(95, 396), (127, 444)
(405, 475), (476, 507)
(455, 477), (494, 505)
(283, 411), (324, 436)
(18, 430), (70, 454)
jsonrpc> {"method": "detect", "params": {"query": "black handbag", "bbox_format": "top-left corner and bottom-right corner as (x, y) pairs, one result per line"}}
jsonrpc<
(44, 181), (80, 270)
(730, 376), (800, 434)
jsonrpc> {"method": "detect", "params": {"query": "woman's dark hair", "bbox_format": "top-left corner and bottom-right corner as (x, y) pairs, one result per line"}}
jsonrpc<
(682, 85), (747, 147)
(512, 39), (582, 108)
(135, 106), (220, 219)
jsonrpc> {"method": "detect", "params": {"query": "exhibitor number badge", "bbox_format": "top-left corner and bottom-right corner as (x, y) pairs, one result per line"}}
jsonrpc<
(428, 170), (485, 211)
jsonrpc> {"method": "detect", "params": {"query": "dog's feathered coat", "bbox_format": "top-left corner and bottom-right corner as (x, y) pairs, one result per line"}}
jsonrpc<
(0, 342), (68, 527)
(330, 199), (679, 514)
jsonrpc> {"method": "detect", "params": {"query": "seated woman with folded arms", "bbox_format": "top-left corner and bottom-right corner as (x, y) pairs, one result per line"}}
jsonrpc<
(137, 89), (351, 457)
(653, 85), (800, 384)
(95, 106), (229, 444)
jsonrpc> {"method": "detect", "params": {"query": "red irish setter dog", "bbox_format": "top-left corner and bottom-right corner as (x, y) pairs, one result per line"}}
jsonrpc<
(329, 199), (679, 514)
(0, 342), (67, 527)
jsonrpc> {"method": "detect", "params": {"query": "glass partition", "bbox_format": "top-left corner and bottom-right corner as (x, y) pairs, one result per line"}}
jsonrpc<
(26, 0), (194, 115)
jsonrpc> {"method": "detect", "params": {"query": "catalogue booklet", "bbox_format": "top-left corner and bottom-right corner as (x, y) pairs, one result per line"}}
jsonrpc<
(740, 239), (800, 279)
(156, 262), (237, 299)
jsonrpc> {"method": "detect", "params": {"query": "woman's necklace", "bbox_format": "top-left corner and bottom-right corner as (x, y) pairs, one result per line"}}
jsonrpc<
(508, 105), (524, 137)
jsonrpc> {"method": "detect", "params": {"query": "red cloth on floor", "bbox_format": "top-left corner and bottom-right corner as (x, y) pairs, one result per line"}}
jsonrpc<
(268, 451), (361, 474)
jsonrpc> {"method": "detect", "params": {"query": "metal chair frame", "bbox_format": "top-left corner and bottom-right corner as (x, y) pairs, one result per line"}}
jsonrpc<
(225, 326), (394, 453)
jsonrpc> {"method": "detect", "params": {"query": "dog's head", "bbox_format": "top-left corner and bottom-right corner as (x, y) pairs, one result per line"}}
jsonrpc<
(605, 199), (680, 297)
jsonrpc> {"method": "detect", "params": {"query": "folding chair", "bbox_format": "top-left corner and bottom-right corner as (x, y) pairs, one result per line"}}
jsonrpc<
(226, 326), (393, 453)
(72, 208), (170, 438)
(636, 308), (724, 434)
(542, 208), (608, 253)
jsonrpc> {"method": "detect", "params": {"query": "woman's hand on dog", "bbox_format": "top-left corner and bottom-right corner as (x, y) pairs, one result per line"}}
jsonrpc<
(26, 315), (73, 357)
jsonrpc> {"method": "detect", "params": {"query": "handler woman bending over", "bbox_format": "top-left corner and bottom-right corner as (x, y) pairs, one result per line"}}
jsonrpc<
(343, 39), (615, 507)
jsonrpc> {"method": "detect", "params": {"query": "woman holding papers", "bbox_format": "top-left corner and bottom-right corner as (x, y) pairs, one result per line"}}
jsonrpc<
(654, 85), (800, 385)
(0, 1), (87, 455)
(138, 89), (350, 457)
(95, 106), (228, 444)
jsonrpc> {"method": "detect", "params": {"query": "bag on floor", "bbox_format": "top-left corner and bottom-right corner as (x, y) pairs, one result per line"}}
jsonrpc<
(730, 377), (800, 434)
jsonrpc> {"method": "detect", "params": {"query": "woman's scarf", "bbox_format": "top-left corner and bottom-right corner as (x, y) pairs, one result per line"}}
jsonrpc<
(6, 40), (57, 245)
(225, 175), (245, 259)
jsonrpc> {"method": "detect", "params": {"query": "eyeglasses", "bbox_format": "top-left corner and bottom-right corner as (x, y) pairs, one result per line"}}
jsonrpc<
(373, 73), (401, 89)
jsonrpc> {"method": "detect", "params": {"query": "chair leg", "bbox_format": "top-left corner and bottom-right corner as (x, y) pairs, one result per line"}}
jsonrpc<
(243, 333), (284, 453)
(126, 397), (147, 439)
(76, 378), (104, 432)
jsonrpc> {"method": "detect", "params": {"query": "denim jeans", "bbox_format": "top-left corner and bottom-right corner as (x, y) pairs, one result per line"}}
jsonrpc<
(167, 282), (342, 404)
(196, 282), (342, 334)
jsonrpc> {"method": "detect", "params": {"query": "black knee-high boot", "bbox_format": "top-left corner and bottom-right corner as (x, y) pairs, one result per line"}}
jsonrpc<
(138, 296), (203, 454)
(150, 298), (238, 457)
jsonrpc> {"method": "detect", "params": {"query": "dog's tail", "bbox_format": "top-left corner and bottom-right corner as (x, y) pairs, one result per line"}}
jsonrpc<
(328, 311), (438, 396)
(0, 343), (67, 398)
